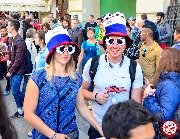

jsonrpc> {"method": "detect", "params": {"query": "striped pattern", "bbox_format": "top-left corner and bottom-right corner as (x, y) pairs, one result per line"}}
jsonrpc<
(31, 69), (82, 139)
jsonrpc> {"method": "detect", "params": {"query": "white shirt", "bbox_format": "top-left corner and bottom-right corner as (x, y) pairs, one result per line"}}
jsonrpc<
(82, 54), (143, 126)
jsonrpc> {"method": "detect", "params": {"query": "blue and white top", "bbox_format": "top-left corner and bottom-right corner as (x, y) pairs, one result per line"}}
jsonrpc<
(34, 46), (49, 71)
(31, 68), (83, 139)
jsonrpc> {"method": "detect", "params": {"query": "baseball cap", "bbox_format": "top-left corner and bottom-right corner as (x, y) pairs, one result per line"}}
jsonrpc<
(129, 16), (136, 21)
(73, 14), (78, 19)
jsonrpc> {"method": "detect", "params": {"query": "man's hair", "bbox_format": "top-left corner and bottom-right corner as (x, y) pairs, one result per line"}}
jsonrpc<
(156, 12), (164, 19)
(175, 23), (180, 34)
(141, 13), (147, 20)
(90, 15), (94, 18)
(97, 17), (103, 22)
(102, 100), (159, 139)
(0, 25), (7, 30)
(26, 28), (36, 38)
(49, 13), (53, 15)
(50, 18), (57, 24)
(9, 19), (20, 32)
(142, 24), (154, 38)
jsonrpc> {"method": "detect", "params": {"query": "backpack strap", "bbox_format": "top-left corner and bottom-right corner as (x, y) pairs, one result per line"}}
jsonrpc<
(129, 59), (137, 99)
(89, 55), (100, 92)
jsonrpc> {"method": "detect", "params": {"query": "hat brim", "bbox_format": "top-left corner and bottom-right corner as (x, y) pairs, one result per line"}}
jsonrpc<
(101, 32), (133, 48)
(46, 41), (80, 64)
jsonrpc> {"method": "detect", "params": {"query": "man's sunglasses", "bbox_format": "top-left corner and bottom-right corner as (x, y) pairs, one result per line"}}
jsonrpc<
(142, 48), (147, 57)
(87, 27), (95, 31)
(105, 37), (126, 46)
(56, 45), (75, 55)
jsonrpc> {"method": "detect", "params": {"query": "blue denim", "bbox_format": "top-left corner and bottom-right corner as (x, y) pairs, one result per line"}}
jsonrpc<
(11, 74), (24, 108)
(22, 75), (30, 95)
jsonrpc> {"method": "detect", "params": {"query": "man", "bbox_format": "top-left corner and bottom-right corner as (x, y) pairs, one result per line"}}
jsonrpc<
(141, 13), (159, 43)
(139, 25), (162, 83)
(84, 15), (97, 40)
(128, 16), (138, 39)
(173, 23), (180, 50)
(95, 18), (105, 41)
(6, 19), (26, 118)
(102, 100), (159, 139)
(49, 12), (54, 19)
(29, 14), (40, 31)
(68, 19), (83, 67)
(73, 14), (82, 31)
(82, 12), (143, 139)
(49, 18), (58, 30)
(156, 12), (172, 49)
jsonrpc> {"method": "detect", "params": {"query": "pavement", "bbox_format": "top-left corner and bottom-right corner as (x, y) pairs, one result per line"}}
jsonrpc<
(0, 78), (89, 139)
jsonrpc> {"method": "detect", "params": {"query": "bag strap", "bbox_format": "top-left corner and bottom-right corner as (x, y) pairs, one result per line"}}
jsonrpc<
(89, 55), (100, 91)
(129, 59), (137, 99)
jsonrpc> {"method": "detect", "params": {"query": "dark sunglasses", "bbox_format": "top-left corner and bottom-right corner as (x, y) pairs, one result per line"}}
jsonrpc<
(142, 48), (147, 57)
(87, 27), (95, 31)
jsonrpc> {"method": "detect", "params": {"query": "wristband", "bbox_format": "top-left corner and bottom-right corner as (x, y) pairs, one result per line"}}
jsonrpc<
(51, 133), (57, 139)
(95, 93), (102, 105)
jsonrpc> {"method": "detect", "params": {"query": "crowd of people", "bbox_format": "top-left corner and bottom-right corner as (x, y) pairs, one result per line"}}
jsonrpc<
(0, 9), (179, 139)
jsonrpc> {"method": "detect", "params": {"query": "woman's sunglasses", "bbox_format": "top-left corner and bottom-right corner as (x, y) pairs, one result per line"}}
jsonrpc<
(87, 27), (95, 31)
(56, 45), (75, 54)
(105, 37), (126, 46)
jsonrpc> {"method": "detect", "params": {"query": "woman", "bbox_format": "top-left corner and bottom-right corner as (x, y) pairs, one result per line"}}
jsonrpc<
(62, 18), (71, 30)
(0, 85), (18, 139)
(77, 27), (105, 72)
(34, 31), (49, 71)
(24, 26), (103, 139)
(41, 22), (51, 33)
(143, 48), (180, 137)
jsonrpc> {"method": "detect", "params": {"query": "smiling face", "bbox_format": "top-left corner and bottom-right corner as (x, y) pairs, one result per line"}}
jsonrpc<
(105, 35), (126, 60)
(87, 29), (95, 39)
(54, 44), (73, 65)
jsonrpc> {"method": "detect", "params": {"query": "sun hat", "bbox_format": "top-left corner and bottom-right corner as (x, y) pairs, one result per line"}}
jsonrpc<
(101, 12), (133, 47)
(45, 26), (80, 64)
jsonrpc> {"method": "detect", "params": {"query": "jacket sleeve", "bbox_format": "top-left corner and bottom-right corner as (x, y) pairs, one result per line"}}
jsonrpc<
(9, 41), (26, 74)
(161, 23), (172, 40)
(78, 31), (83, 48)
(143, 81), (180, 121)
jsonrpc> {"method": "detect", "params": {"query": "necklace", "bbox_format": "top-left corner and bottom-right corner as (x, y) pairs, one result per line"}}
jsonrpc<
(105, 54), (124, 104)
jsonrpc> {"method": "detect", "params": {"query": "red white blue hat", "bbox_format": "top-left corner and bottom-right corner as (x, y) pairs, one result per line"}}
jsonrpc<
(45, 26), (80, 63)
(101, 12), (133, 47)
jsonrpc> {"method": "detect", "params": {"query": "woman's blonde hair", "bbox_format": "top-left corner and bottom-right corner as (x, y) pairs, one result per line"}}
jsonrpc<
(46, 53), (76, 81)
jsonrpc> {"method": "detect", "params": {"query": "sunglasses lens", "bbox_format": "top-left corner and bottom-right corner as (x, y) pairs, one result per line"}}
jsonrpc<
(105, 37), (114, 45)
(56, 45), (65, 54)
(117, 37), (125, 46)
(60, 46), (65, 52)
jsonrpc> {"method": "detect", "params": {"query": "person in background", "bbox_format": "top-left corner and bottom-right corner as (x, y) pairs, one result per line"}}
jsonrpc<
(73, 14), (82, 31)
(84, 15), (97, 40)
(62, 18), (71, 31)
(128, 16), (138, 40)
(49, 13), (54, 19)
(24, 26), (103, 139)
(29, 14), (40, 31)
(34, 31), (48, 71)
(77, 27), (105, 72)
(95, 18), (103, 40)
(156, 12), (172, 49)
(49, 18), (57, 30)
(41, 22), (51, 33)
(23, 19), (33, 40)
(143, 48), (180, 138)
(139, 25), (162, 83)
(6, 19), (27, 118)
(172, 23), (180, 50)
(0, 26), (11, 96)
(102, 100), (159, 139)
(0, 85), (18, 139)
(141, 13), (159, 43)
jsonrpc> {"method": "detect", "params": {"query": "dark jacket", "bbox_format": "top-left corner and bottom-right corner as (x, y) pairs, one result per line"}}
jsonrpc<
(143, 72), (180, 121)
(9, 34), (26, 74)
(68, 28), (83, 48)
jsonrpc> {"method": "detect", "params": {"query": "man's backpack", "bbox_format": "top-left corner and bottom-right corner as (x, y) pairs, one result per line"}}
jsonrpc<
(14, 38), (33, 74)
(89, 55), (137, 98)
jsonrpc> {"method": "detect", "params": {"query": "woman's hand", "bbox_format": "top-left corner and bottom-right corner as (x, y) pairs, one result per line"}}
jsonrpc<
(144, 77), (150, 88)
(143, 84), (156, 100)
(56, 133), (69, 139)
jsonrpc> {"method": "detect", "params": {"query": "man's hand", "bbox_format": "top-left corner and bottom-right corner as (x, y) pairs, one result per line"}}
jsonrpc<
(6, 72), (11, 77)
(95, 92), (109, 105)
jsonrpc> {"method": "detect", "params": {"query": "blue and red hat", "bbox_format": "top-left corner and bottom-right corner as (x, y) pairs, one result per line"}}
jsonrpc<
(45, 26), (80, 64)
(101, 12), (133, 47)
